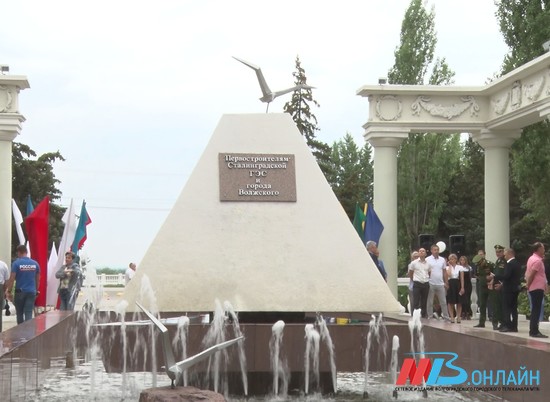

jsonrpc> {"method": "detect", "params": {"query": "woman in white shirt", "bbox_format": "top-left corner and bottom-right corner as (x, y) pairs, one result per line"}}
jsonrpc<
(446, 254), (466, 323)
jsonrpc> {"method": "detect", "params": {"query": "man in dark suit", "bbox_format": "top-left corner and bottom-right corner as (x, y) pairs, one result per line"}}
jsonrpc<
(492, 248), (522, 332)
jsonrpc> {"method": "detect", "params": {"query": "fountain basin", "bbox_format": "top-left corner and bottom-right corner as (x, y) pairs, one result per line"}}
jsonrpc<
(2, 310), (549, 401)
(96, 311), (410, 395)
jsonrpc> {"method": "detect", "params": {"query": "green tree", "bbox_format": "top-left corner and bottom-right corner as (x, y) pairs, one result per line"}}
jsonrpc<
(12, 142), (65, 255)
(438, 138), (485, 255)
(496, 0), (550, 74)
(388, 0), (454, 87)
(495, 0), (550, 258)
(388, 0), (459, 273)
(388, 0), (435, 85)
(397, 134), (461, 252)
(283, 55), (332, 177)
(509, 124), (550, 248)
(327, 133), (373, 219)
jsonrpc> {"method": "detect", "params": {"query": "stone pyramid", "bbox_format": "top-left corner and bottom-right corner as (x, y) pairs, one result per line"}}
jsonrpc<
(123, 113), (401, 313)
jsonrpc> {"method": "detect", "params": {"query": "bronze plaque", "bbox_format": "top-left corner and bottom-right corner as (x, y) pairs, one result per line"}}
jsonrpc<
(219, 153), (296, 202)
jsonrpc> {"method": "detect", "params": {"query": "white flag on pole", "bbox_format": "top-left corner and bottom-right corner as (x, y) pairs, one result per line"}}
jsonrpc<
(11, 198), (25, 246)
(49, 199), (78, 307)
(46, 244), (58, 306)
(56, 199), (78, 263)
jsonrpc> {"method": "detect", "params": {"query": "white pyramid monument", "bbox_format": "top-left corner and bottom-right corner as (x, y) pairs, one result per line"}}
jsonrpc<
(123, 113), (402, 313)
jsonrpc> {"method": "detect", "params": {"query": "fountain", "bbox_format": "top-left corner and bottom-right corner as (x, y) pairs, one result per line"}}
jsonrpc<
(362, 313), (388, 399)
(390, 335), (400, 399)
(269, 320), (289, 397)
(137, 301), (243, 391)
(223, 301), (249, 396)
(406, 309), (428, 398)
(304, 323), (320, 395)
(192, 300), (248, 397)
(114, 300), (130, 396)
(171, 315), (190, 386)
(317, 315), (337, 393)
(2, 289), (538, 402)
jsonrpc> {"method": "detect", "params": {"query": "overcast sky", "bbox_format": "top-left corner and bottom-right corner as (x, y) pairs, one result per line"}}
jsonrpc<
(2, 0), (509, 268)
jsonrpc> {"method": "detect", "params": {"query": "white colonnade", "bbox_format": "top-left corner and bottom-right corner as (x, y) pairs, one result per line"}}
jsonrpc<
(358, 52), (550, 297)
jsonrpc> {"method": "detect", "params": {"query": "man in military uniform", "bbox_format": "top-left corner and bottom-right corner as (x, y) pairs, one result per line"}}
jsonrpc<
(489, 245), (506, 330)
(473, 250), (494, 328)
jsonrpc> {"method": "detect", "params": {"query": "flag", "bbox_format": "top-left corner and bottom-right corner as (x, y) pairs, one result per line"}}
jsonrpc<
(352, 203), (366, 239)
(72, 200), (91, 253)
(51, 199), (78, 306)
(46, 244), (58, 307)
(26, 194), (34, 216)
(364, 203), (384, 245)
(12, 199), (26, 246)
(24, 196), (49, 307)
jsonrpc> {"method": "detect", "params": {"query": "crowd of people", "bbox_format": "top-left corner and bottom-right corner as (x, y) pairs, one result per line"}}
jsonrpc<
(407, 242), (549, 339)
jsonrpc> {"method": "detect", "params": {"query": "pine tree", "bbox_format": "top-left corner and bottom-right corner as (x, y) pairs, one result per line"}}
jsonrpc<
(283, 55), (332, 177)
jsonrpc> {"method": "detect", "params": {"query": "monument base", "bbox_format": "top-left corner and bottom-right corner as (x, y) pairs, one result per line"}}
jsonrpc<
(139, 386), (226, 402)
(235, 311), (307, 323)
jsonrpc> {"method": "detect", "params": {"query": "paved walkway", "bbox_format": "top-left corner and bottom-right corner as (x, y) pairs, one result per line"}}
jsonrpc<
(400, 312), (550, 344)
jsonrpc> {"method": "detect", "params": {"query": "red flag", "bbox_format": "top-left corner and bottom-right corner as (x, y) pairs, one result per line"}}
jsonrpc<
(24, 196), (49, 308)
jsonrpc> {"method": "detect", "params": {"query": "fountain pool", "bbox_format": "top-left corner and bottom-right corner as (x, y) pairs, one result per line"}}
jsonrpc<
(25, 360), (507, 402)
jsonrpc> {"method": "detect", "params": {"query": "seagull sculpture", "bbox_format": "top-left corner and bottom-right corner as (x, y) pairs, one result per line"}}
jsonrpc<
(94, 313), (215, 327)
(136, 302), (243, 388)
(233, 56), (314, 112)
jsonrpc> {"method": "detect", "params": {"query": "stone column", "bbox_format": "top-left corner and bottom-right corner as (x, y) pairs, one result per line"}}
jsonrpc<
(0, 75), (29, 265)
(472, 129), (521, 254)
(365, 128), (409, 298)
